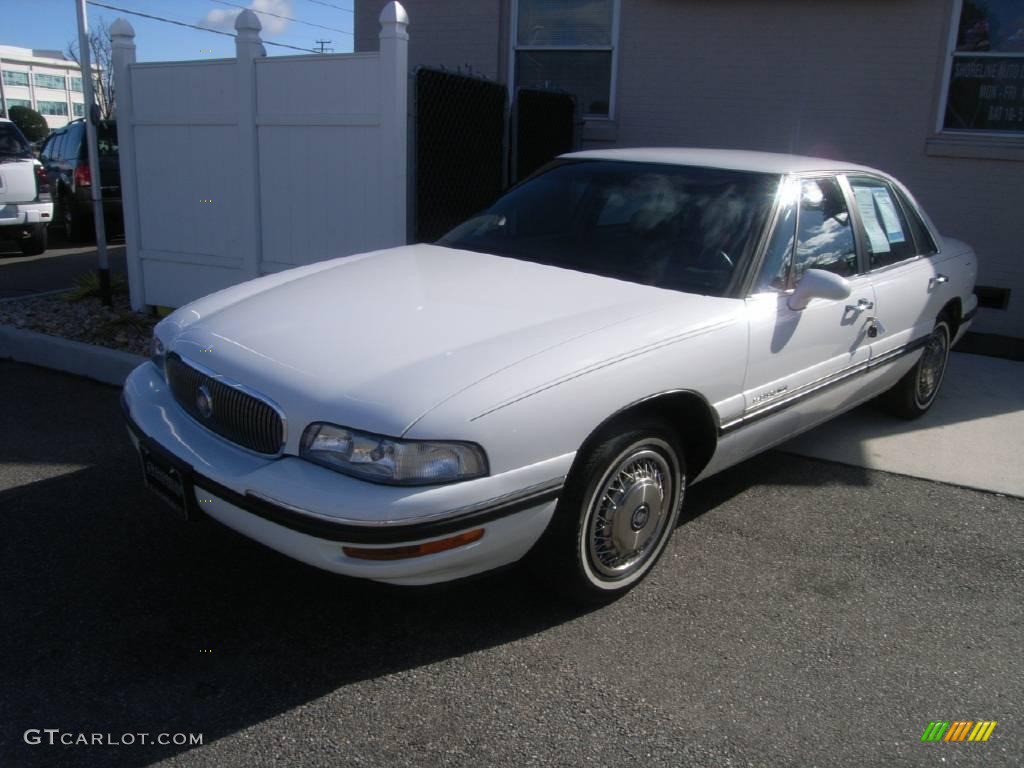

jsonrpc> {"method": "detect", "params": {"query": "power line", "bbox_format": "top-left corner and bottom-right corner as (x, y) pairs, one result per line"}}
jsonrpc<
(87, 2), (235, 39)
(314, 39), (334, 53)
(84, 1), (320, 53)
(300, 0), (354, 12)
(208, 0), (353, 35)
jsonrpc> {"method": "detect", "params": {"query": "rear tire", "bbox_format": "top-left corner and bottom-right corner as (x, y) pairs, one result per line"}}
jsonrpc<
(528, 419), (686, 604)
(63, 199), (89, 242)
(19, 224), (47, 256)
(881, 318), (952, 420)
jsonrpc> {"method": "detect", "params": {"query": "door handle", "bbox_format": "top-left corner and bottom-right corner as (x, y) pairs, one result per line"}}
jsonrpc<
(930, 274), (949, 287)
(846, 298), (874, 312)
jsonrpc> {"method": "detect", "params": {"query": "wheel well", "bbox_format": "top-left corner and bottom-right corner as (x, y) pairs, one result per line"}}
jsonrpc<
(939, 298), (962, 337)
(577, 391), (719, 481)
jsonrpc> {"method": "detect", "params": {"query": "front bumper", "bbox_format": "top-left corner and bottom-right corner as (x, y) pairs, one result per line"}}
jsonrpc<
(122, 362), (569, 585)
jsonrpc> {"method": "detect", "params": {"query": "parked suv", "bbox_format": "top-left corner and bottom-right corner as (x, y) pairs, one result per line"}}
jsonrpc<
(39, 118), (122, 241)
(0, 118), (52, 255)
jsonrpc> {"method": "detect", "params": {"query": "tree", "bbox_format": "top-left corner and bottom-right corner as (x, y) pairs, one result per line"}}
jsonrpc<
(8, 106), (49, 143)
(66, 16), (115, 119)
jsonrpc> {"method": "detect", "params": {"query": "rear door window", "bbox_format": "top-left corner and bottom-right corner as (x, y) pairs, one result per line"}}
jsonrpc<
(847, 176), (916, 269)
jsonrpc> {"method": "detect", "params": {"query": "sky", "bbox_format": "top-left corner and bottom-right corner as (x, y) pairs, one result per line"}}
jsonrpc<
(2, 0), (355, 61)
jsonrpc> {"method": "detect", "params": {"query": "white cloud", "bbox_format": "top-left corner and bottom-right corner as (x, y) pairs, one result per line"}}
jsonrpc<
(201, 0), (293, 37)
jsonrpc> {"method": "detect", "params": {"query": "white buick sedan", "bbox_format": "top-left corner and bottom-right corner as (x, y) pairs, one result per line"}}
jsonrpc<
(123, 149), (977, 601)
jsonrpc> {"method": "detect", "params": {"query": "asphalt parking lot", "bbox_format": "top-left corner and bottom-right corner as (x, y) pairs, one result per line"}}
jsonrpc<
(0, 232), (127, 299)
(1, 360), (1021, 768)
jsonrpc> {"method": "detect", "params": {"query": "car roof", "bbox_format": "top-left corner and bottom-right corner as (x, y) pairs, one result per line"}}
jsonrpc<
(561, 147), (881, 176)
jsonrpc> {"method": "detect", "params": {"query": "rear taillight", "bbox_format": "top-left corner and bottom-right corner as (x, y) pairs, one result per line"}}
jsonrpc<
(34, 164), (50, 201)
(74, 164), (91, 187)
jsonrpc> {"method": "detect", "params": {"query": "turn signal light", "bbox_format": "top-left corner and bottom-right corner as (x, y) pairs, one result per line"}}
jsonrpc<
(343, 529), (484, 561)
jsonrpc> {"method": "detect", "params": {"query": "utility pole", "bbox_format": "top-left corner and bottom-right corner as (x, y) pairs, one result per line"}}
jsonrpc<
(314, 39), (333, 53)
(75, 0), (111, 306)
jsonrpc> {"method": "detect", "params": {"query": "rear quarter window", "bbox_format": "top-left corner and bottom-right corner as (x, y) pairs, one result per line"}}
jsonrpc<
(895, 189), (938, 256)
(64, 124), (83, 161)
(0, 122), (32, 158)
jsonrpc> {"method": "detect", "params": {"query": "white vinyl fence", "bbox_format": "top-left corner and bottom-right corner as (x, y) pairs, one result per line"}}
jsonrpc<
(111, 3), (409, 310)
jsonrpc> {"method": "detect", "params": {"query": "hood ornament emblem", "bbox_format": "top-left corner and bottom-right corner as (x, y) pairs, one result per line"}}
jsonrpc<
(196, 385), (214, 419)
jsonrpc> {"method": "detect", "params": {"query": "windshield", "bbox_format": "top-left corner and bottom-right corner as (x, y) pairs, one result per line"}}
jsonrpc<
(438, 160), (781, 296)
(0, 122), (33, 159)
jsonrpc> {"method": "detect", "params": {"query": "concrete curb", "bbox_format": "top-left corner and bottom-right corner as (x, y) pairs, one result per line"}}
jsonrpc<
(0, 324), (144, 387)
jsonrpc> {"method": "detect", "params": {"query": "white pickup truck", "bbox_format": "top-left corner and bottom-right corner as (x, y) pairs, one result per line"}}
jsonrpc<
(0, 117), (52, 255)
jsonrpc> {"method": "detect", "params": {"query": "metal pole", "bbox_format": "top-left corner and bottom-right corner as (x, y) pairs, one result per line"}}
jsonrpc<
(75, 0), (111, 306)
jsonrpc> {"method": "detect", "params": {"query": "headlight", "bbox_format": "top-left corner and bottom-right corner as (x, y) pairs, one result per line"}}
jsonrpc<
(150, 334), (166, 375)
(300, 422), (488, 486)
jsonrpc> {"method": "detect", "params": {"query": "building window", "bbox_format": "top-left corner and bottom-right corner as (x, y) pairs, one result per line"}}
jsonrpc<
(2, 98), (32, 117)
(941, 0), (1024, 134)
(513, 0), (618, 118)
(34, 73), (66, 90)
(2, 70), (30, 87)
(70, 76), (83, 92)
(72, 102), (85, 117)
(37, 101), (69, 116)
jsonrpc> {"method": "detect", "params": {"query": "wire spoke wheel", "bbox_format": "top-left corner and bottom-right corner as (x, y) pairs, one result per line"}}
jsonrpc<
(576, 433), (684, 592)
(915, 323), (950, 409)
(530, 421), (686, 603)
(588, 450), (673, 578)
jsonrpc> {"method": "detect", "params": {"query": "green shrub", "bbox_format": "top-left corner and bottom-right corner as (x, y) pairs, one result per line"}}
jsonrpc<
(7, 106), (49, 143)
(65, 271), (129, 302)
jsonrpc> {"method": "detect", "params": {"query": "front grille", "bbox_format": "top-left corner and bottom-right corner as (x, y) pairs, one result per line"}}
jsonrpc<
(165, 354), (285, 455)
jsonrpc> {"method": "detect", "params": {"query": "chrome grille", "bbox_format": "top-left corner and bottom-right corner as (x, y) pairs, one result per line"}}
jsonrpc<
(165, 354), (285, 455)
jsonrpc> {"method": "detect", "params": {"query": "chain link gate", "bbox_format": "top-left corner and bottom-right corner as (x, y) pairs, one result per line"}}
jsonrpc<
(412, 70), (579, 243)
(512, 88), (578, 184)
(413, 68), (507, 243)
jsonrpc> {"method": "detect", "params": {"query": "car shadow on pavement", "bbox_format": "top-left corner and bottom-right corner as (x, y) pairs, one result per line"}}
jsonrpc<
(0, 430), (814, 767)
(0, 449), (879, 768)
(0, 362), (875, 767)
(0, 456), (583, 767)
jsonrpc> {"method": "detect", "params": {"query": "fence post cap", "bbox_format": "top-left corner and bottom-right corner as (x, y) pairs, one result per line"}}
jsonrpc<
(379, 1), (409, 26)
(110, 18), (135, 39)
(235, 8), (262, 33)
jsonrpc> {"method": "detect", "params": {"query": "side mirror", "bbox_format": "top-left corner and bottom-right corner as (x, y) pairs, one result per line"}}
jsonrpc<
(788, 268), (852, 311)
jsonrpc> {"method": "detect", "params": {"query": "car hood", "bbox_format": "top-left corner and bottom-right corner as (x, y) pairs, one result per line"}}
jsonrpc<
(163, 244), (727, 437)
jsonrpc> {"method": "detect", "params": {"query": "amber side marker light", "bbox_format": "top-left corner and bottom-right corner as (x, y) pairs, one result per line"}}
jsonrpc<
(343, 529), (485, 561)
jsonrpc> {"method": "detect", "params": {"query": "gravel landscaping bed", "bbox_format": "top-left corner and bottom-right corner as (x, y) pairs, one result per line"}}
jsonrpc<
(0, 291), (156, 356)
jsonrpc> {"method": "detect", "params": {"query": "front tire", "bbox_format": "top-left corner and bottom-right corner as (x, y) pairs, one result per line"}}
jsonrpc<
(531, 419), (686, 603)
(19, 224), (47, 256)
(882, 318), (952, 419)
